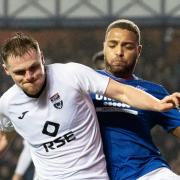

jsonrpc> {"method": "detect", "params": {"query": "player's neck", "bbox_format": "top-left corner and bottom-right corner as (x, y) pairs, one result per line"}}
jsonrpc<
(117, 74), (134, 80)
(106, 70), (134, 80)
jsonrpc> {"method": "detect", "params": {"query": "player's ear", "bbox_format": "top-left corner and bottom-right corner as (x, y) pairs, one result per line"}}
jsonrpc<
(40, 51), (45, 65)
(2, 63), (10, 76)
(103, 41), (106, 55)
(137, 45), (142, 58)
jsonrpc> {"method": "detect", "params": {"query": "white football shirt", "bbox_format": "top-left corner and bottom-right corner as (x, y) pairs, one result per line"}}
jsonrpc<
(0, 63), (109, 180)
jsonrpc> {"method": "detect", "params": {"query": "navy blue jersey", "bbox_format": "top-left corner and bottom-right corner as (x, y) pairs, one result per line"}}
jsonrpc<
(91, 70), (180, 180)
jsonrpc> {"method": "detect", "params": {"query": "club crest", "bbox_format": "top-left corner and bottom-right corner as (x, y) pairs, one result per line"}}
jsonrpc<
(50, 93), (63, 109)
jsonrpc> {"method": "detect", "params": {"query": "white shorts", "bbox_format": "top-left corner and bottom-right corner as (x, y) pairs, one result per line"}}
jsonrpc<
(137, 167), (180, 180)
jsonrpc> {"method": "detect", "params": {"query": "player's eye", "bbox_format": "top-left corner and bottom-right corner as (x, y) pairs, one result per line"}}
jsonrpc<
(29, 64), (39, 72)
(14, 70), (25, 76)
(124, 44), (135, 50)
(108, 42), (116, 48)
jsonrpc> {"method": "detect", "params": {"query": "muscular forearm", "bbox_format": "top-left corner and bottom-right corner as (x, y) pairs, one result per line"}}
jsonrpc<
(105, 79), (180, 112)
(116, 84), (160, 110)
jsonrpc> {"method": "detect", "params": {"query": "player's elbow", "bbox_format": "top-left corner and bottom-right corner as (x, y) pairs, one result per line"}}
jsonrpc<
(0, 131), (16, 155)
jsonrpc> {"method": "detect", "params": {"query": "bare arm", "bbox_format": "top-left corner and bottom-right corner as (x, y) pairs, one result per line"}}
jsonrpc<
(12, 141), (32, 180)
(105, 79), (180, 112)
(0, 131), (16, 156)
(171, 127), (180, 139)
(12, 174), (23, 180)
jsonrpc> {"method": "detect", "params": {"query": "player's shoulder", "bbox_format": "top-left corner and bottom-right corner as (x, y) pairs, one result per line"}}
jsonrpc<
(134, 78), (168, 95)
(96, 70), (166, 91)
(47, 62), (91, 77)
(0, 85), (20, 112)
(96, 70), (168, 95)
(47, 62), (86, 71)
(137, 78), (165, 89)
(0, 85), (19, 102)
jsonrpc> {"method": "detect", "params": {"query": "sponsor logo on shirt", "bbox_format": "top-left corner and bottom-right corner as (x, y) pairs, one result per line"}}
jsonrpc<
(94, 94), (138, 115)
(42, 131), (76, 152)
(135, 85), (147, 91)
(18, 111), (29, 119)
(50, 93), (63, 109)
(41, 121), (76, 152)
(95, 94), (130, 108)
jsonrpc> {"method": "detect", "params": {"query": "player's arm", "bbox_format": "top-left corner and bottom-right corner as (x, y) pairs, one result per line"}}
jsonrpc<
(12, 174), (23, 180)
(105, 79), (180, 112)
(171, 127), (180, 139)
(0, 131), (16, 156)
(12, 140), (32, 180)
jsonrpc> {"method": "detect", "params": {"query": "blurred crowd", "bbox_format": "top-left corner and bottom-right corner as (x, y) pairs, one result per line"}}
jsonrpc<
(135, 56), (180, 93)
(0, 26), (179, 179)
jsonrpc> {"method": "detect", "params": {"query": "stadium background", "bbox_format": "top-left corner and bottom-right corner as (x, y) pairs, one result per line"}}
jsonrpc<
(0, 0), (179, 179)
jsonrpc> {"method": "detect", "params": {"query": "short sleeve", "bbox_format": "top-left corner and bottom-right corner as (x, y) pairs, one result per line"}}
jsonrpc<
(65, 63), (109, 95)
(0, 98), (14, 132)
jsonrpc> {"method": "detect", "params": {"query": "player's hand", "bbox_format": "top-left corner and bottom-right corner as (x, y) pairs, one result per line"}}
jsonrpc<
(12, 173), (23, 180)
(158, 92), (180, 112)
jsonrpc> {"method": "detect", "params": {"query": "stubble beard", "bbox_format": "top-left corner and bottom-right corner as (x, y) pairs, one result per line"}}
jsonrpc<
(105, 58), (137, 78)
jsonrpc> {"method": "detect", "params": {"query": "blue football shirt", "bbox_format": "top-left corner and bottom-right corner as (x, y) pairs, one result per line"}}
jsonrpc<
(91, 70), (180, 180)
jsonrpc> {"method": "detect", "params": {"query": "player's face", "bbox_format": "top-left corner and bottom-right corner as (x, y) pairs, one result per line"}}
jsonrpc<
(104, 28), (142, 78)
(3, 49), (45, 96)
